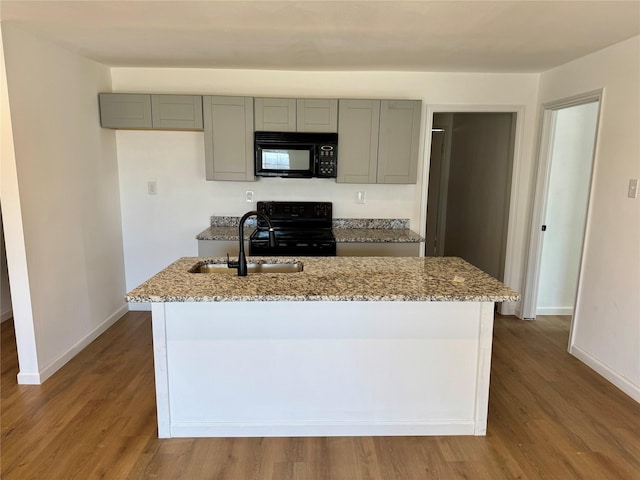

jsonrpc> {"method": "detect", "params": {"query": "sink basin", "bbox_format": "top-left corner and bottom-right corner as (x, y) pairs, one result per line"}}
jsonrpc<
(190, 262), (303, 274)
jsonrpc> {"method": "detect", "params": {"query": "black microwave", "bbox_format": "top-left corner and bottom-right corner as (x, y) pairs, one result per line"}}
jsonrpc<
(254, 131), (338, 178)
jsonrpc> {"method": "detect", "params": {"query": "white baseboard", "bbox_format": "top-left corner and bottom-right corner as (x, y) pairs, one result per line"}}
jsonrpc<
(168, 420), (476, 438)
(536, 306), (573, 316)
(1, 308), (13, 323)
(17, 371), (42, 384)
(20, 303), (129, 385)
(128, 303), (151, 312)
(570, 344), (640, 403)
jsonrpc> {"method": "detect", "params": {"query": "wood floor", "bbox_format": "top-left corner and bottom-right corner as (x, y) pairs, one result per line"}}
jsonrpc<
(1, 312), (639, 479)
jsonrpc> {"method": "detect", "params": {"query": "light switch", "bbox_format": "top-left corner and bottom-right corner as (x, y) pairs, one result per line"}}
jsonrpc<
(356, 191), (366, 204)
(147, 181), (157, 195)
(245, 190), (254, 203)
(628, 179), (638, 199)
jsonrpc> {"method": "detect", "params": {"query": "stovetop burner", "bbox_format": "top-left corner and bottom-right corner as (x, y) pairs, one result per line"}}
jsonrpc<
(250, 201), (336, 256)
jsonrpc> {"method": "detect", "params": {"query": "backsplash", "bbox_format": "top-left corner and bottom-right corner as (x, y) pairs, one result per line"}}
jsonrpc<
(210, 216), (257, 227)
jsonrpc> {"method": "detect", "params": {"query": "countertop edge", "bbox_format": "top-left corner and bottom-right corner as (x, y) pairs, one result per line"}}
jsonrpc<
(197, 226), (425, 243)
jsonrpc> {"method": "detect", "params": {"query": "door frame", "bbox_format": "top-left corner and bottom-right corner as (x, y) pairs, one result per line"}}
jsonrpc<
(521, 90), (603, 325)
(419, 104), (526, 316)
(425, 116), (452, 257)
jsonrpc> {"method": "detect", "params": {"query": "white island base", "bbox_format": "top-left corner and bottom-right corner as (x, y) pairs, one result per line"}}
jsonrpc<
(150, 300), (495, 438)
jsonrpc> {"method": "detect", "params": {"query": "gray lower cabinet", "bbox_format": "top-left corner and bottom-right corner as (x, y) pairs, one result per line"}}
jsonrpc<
(203, 96), (255, 181)
(337, 99), (421, 184)
(255, 98), (338, 133)
(199, 240), (419, 257)
(99, 93), (152, 129)
(336, 243), (420, 257)
(99, 93), (203, 130)
(198, 240), (248, 257)
(151, 95), (203, 129)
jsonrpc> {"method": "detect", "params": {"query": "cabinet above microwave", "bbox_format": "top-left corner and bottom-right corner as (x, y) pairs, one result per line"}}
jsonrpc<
(254, 98), (338, 133)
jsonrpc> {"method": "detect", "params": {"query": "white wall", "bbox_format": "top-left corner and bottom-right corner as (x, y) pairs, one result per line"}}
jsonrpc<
(536, 102), (599, 315)
(538, 36), (640, 401)
(112, 69), (540, 308)
(1, 25), (127, 383)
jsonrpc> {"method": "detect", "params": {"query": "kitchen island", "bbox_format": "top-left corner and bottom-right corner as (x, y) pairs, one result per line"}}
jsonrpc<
(127, 256), (518, 438)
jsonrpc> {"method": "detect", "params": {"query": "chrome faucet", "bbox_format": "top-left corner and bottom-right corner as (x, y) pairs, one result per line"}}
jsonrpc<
(227, 210), (276, 276)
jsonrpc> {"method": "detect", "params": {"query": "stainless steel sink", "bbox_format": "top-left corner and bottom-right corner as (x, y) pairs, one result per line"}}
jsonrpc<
(190, 262), (303, 274)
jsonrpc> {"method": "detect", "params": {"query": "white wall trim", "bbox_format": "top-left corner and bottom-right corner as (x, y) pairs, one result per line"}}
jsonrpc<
(19, 304), (128, 385)
(522, 89), (603, 321)
(0, 25), (40, 380)
(535, 307), (573, 316)
(570, 344), (640, 403)
(1, 309), (13, 322)
(151, 303), (170, 438)
(16, 371), (41, 384)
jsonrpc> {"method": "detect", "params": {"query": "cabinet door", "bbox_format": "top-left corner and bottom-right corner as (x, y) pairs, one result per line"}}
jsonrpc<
(336, 243), (420, 257)
(203, 96), (255, 181)
(151, 95), (203, 130)
(336, 99), (380, 184)
(254, 98), (296, 131)
(377, 100), (422, 184)
(99, 93), (152, 129)
(297, 99), (338, 132)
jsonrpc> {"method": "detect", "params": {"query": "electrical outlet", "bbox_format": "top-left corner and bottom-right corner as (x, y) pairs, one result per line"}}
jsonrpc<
(628, 179), (638, 199)
(147, 181), (157, 195)
(245, 190), (254, 202)
(356, 191), (366, 204)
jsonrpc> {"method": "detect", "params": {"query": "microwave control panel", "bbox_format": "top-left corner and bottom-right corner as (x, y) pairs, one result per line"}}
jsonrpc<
(317, 145), (337, 177)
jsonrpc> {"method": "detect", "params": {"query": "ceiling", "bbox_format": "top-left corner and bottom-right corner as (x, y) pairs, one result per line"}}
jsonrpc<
(1, 0), (639, 73)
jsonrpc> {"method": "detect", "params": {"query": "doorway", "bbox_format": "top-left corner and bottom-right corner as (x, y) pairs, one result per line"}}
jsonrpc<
(1, 210), (13, 324)
(522, 91), (602, 322)
(425, 112), (516, 281)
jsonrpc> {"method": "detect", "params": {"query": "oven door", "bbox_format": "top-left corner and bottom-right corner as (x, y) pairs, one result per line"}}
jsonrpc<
(255, 143), (315, 178)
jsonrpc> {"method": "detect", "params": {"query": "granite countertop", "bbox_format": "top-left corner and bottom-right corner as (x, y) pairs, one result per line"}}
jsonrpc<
(196, 217), (425, 243)
(126, 256), (519, 303)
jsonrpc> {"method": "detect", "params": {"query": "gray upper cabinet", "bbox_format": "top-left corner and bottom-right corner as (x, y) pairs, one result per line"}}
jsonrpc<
(203, 96), (255, 182)
(151, 95), (203, 130)
(254, 98), (296, 131)
(99, 93), (152, 129)
(99, 93), (203, 130)
(377, 100), (422, 184)
(255, 98), (338, 132)
(337, 99), (380, 184)
(337, 99), (421, 184)
(297, 99), (338, 132)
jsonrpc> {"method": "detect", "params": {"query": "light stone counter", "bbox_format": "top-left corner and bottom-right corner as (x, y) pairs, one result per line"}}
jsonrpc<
(126, 256), (518, 303)
(196, 217), (425, 243)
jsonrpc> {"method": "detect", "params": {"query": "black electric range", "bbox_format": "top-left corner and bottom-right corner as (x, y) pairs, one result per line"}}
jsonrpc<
(249, 201), (336, 256)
